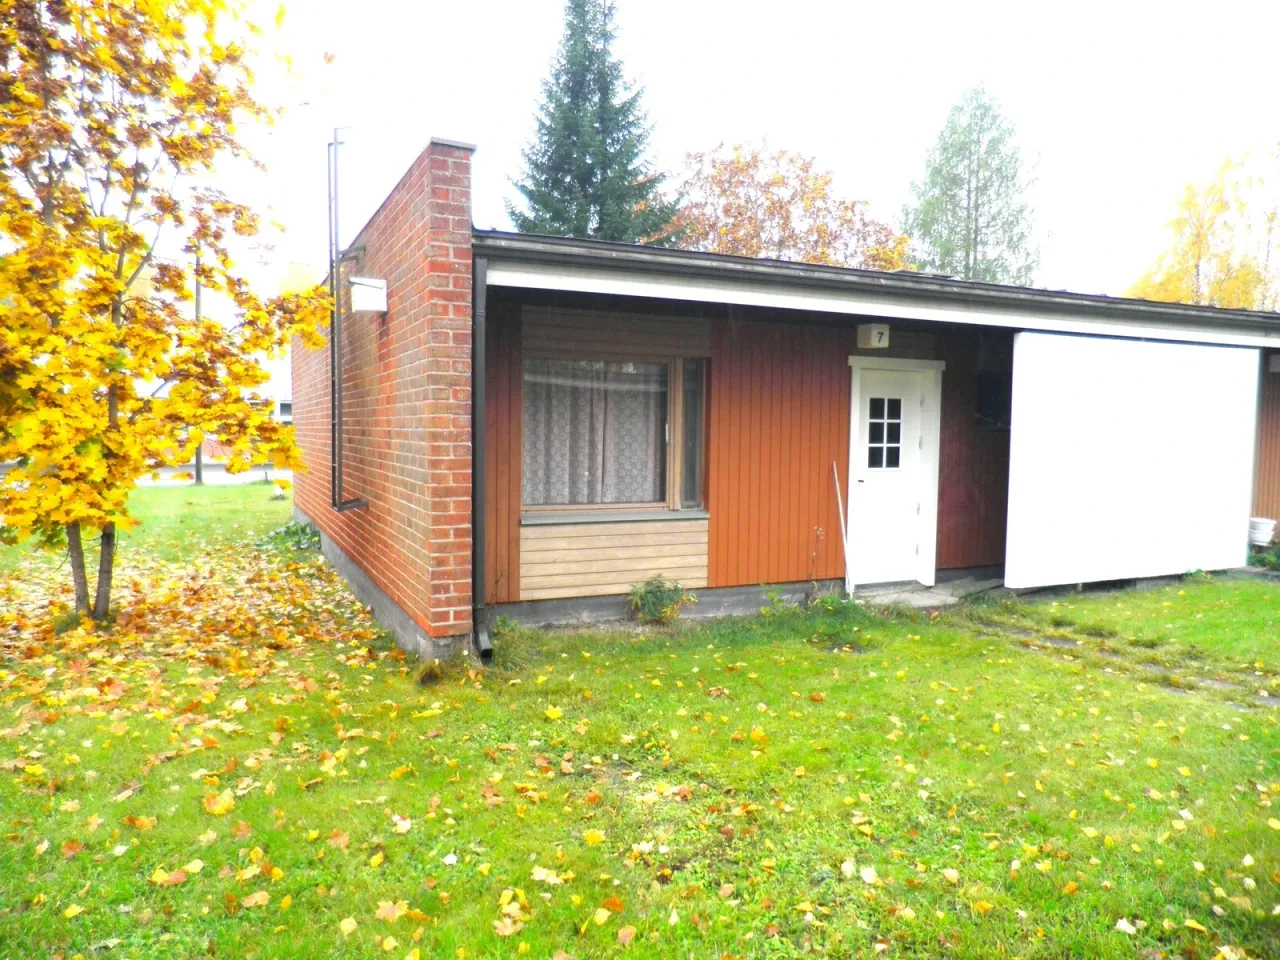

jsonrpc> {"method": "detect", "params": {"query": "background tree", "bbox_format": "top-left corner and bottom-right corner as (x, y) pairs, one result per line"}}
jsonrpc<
(675, 144), (910, 270)
(1129, 158), (1278, 310)
(508, 0), (678, 244)
(0, 1), (329, 621)
(903, 87), (1037, 284)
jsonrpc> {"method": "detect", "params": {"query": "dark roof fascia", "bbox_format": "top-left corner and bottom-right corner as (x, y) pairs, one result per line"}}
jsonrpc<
(472, 230), (1280, 335)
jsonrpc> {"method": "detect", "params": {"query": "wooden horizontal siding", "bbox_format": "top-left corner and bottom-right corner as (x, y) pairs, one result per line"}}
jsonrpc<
(520, 519), (709, 600)
(523, 305), (711, 358)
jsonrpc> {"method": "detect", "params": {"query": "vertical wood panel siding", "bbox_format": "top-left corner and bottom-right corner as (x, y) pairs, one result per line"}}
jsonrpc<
(707, 318), (1012, 588)
(484, 300), (522, 603)
(1255, 359), (1280, 522)
(492, 304), (1016, 600)
(935, 331), (1013, 569)
(707, 319), (941, 587)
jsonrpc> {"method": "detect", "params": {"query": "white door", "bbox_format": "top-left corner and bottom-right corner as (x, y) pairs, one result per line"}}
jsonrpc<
(849, 368), (925, 586)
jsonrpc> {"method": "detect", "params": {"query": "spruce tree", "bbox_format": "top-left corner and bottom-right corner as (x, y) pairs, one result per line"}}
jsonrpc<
(902, 87), (1037, 284)
(508, 0), (678, 244)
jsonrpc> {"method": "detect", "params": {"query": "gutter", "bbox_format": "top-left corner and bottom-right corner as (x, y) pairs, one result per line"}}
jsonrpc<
(471, 256), (492, 663)
(472, 230), (1280, 336)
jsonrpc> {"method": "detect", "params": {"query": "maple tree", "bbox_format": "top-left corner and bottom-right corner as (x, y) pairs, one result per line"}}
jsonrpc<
(1130, 157), (1279, 310)
(0, 1), (329, 619)
(673, 144), (910, 270)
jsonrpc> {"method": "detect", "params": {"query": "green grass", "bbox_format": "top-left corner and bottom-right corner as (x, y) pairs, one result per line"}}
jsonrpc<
(1, 512), (1277, 958)
(955, 578), (1280, 681)
(0, 483), (295, 573)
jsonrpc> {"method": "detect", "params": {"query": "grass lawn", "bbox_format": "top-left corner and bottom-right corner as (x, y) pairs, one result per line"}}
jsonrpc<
(1, 506), (1277, 958)
(0, 483), (295, 573)
(951, 579), (1280, 684)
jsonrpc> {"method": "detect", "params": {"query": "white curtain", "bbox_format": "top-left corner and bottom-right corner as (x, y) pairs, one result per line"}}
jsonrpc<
(523, 359), (667, 505)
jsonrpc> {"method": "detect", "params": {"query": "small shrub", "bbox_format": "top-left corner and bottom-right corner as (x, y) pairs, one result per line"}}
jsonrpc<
(760, 588), (801, 618)
(1250, 546), (1280, 570)
(809, 590), (863, 615)
(259, 521), (320, 553)
(628, 574), (695, 625)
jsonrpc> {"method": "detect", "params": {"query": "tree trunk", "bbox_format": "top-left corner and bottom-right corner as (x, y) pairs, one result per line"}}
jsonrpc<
(92, 379), (120, 621)
(67, 522), (91, 615)
(92, 522), (116, 621)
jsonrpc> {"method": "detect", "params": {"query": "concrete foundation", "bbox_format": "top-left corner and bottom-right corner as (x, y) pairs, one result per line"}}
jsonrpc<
(295, 507), (467, 660)
(491, 579), (844, 629)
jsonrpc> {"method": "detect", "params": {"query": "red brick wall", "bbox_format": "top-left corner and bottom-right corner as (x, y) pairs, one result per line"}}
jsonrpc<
(292, 138), (474, 641)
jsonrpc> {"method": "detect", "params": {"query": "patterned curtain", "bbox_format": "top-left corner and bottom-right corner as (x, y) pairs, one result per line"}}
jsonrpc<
(523, 359), (667, 505)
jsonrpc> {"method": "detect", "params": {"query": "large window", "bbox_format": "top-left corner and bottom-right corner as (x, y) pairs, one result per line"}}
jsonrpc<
(522, 356), (706, 512)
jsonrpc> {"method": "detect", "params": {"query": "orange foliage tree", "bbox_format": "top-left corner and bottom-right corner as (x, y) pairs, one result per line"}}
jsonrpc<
(0, 1), (330, 620)
(672, 144), (910, 270)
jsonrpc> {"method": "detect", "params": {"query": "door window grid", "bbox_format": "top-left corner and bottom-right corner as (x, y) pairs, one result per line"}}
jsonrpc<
(867, 396), (902, 469)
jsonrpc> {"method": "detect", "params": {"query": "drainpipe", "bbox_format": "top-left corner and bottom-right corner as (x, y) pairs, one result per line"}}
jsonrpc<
(471, 256), (492, 663)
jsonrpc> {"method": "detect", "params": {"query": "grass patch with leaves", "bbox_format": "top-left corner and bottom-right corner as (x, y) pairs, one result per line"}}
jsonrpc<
(957, 578), (1280, 686)
(1, 529), (1277, 958)
(0, 483), (295, 575)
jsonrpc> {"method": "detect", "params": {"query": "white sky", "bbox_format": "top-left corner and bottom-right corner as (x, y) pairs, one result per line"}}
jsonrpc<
(226, 0), (1280, 301)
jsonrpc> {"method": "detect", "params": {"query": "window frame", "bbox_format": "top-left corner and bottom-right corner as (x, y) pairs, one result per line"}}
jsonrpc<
(520, 351), (707, 518)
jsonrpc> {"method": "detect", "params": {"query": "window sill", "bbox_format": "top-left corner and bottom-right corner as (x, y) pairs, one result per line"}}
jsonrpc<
(521, 508), (710, 527)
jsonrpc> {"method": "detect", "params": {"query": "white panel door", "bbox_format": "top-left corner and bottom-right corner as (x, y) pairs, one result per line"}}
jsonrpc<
(850, 369), (924, 585)
(1004, 332), (1260, 588)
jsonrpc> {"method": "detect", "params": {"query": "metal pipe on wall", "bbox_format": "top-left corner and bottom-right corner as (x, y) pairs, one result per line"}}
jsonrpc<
(472, 257), (492, 662)
(327, 128), (364, 513)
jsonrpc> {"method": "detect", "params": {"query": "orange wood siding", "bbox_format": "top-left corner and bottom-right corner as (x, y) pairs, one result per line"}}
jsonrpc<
(1256, 358), (1280, 522)
(707, 318), (940, 587)
(492, 301), (1015, 599)
(935, 331), (1013, 569)
(707, 317), (1011, 587)
(484, 300), (522, 603)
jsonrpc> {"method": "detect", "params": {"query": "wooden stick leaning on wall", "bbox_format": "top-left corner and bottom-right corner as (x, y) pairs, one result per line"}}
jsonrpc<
(831, 461), (849, 576)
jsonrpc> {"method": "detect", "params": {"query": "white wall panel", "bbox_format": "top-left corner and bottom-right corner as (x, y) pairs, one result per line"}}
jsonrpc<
(1004, 333), (1259, 588)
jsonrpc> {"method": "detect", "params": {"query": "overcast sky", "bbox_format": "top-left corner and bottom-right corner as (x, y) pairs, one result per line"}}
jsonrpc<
(229, 0), (1279, 301)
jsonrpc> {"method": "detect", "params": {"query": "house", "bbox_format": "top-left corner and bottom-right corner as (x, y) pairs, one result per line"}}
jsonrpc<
(291, 138), (1280, 659)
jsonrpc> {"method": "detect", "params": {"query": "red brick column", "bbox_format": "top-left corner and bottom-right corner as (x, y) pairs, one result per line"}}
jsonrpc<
(292, 137), (475, 652)
(421, 139), (476, 637)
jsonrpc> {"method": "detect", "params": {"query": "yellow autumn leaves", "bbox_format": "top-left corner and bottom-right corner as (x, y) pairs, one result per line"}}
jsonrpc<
(202, 789), (235, 816)
(0, 0), (331, 615)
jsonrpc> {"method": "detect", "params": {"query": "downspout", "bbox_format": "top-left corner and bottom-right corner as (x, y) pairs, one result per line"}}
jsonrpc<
(472, 255), (492, 663)
(327, 128), (366, 513)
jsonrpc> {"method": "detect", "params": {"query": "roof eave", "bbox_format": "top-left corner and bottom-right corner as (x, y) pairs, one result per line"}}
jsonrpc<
(472, 230), (1280, 335)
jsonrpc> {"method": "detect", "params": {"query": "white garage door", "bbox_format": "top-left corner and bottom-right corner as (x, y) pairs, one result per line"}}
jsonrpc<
(1004, 332), (1259, 588)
